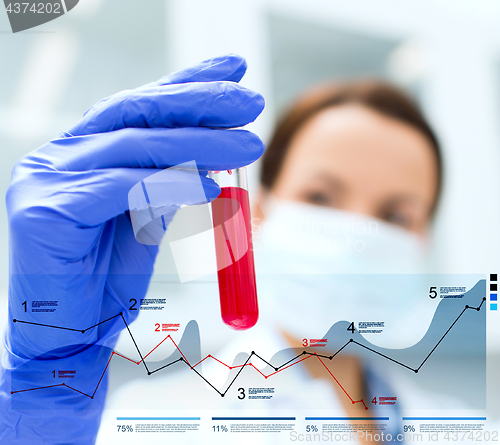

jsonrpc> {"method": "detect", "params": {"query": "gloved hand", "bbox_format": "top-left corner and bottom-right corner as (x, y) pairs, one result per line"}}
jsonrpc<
(0, 54), (264, 444)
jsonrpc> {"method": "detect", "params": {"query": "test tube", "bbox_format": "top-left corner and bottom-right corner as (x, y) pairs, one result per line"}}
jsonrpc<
(210, 168), (259, 330)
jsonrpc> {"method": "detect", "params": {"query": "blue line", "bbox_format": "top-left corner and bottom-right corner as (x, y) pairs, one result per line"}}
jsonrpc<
(305, 417), (389, 421)
(212, 417), (295, 421)
(117, 417), (200, 420)
(140, 181), (151, 204)
(402, 417), (486, 421)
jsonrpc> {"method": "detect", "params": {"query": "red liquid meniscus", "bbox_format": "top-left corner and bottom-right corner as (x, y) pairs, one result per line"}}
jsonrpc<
(211, 186), (259, 330)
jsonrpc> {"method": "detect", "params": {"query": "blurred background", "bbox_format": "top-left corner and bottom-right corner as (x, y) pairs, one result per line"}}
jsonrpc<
(0, 0), (499, 413)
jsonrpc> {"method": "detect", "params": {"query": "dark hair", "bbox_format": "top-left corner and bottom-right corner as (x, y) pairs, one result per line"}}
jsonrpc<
(260, 80), (442, 213)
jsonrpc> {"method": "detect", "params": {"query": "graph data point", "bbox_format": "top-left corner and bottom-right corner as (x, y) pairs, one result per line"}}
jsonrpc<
(12, 319), (16, 323)
(62, 383), (66, 386)
(91, 396), (94, 399)
(349, 338), (354, 342)
(274, 368), (278, 372)
(251, 351), (255, 355)
(414, 369), (418, 373)
(119, 312), (123, 316)
(81, 330), (85, 334)
(483, 297), (486, 301)
(365, 407), (368, 410)
(352, 401), (355, 404)
(10, 391), (13, 394)
(302, 351), (306, 354)
(180, 357), (184, 362)
(221, 394), (225, 398)
(465, 305), (469, 309)
(329, 356), (333, 360)
(147, 372), (151, 375)
(477, 308), (480, 311)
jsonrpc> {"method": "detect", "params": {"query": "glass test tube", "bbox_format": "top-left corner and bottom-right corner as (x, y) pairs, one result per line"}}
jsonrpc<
(210, 168), (259, 330)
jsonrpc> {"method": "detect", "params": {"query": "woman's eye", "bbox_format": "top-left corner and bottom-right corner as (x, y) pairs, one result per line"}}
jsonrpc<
(303, 191), (332, 206)
(383, 212), (411, 228)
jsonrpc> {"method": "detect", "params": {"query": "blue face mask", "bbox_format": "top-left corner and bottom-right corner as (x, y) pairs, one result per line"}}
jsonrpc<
(253, 200), (439, 349)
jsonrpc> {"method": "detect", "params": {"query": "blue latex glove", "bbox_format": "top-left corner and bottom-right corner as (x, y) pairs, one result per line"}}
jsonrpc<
(0, 54), (264, 444)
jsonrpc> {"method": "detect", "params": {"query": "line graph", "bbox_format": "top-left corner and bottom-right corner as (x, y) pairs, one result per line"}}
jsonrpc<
(11, 297), (486, 410)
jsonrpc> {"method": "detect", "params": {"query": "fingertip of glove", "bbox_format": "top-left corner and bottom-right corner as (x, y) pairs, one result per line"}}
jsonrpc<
(220, 53), (247, 82)
(202, 176), (222, 201)
(201, 53), (247, 82)
(158, 54), (248, 86)
(251, 91), (266, 118)
(253, 133), (266, 160)
(209, 82), (265, 126)
(237, 130), (266, 162)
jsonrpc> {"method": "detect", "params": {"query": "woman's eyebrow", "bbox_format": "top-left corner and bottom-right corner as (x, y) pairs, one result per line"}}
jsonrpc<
(379, 194), (428, 209)
(308, 173), (346, 192)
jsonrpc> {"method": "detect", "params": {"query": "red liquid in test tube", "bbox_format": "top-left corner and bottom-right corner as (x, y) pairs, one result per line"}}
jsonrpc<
(210, 168), (259, 330)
